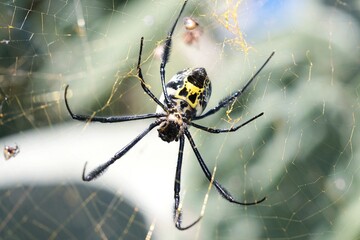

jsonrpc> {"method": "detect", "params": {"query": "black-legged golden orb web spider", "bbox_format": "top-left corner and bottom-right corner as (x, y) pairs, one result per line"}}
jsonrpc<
(64, 0), (274, 230)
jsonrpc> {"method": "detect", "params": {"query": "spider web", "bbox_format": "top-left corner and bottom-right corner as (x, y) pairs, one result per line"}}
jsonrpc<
(0, 0), (359, 239)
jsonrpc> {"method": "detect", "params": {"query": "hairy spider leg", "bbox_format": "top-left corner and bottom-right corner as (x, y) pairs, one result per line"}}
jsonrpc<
(190, 112), (264, 133)
(184, 129), (266, 205)
(173, 113), (266, 230)
(137, 37), (167, 111)
(82, 121), (162, 181)
(64, 85), (164, 123)
(64, 86), (166, 180)
(174, 135), (203, 230)
(194, 51), (275, 120)
(160, 0), (188, 108)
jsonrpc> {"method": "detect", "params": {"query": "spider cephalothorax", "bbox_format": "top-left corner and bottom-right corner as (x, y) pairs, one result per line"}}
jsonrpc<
(157, 111), (185, 142)
(64, 0), (274, 231)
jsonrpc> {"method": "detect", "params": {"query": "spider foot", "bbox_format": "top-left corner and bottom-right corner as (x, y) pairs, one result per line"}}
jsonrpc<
(82, 162), (91, 181)
(214, 179), (266, 205)
(174, 208), (202, 231)
(64, 85), (74, 117)
(82, 161), (107, 181)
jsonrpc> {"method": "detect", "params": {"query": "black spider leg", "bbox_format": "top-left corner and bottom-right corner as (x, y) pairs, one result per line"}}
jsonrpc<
(184, 129), (266, 205)
(65, 85), (165, 122)
(174, 135), (202, 230)
(137, 37), (167, 112)
(194, 51), (275, 120)
(189, 112), (264, 133)
(160, 0), (188, 107)
(82, 121), (162, 181)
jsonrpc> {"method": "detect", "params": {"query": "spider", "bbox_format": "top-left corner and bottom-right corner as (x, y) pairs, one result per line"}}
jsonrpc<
(64, 0), (274, 230)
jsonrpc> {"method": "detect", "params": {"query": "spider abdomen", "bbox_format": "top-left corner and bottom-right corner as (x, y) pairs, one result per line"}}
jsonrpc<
(157, 68), (212, 119)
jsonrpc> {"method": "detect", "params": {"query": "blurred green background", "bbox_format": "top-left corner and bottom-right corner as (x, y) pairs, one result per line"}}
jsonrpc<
(0, 0), (359, 239)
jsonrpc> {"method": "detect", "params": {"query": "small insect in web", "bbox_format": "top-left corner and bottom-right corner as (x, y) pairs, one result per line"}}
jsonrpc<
(4, 144), (20, 160)
(64, 0), (274, 230)
(183, 17), (203, 45)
